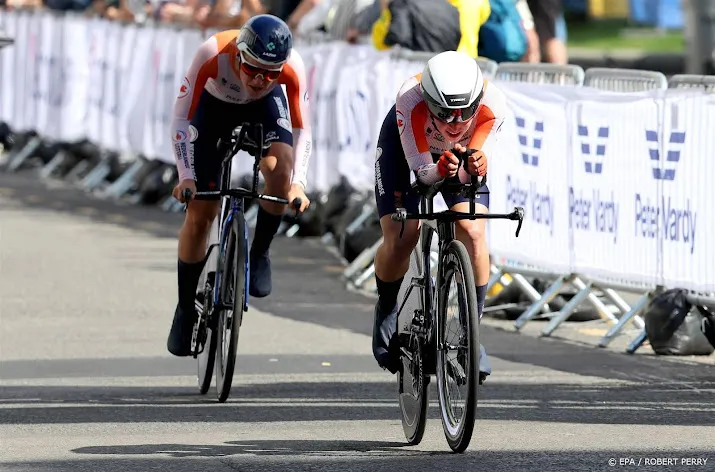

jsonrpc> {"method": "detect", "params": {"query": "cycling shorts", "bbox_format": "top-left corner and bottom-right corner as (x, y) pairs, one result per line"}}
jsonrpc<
(190, 86), (293, 193)
(374, 104), (490, 219)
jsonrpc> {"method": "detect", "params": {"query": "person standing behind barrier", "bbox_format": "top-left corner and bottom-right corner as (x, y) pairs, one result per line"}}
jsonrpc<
(526, 0), (567, 64)
(166, 14), (313, 357)
(371, 51), (506, 382)
(370, 0), (462, 56)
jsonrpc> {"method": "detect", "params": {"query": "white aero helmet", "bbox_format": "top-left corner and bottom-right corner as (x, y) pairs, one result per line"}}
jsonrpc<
(420, 51), (485, 123)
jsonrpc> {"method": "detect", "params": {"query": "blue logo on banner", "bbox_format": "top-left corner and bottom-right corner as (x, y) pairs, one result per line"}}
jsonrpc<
(569, 124), (617, 243)
(506, 115), (554, 234)
(635, 129), (696, 254)
(645, 130), (686, 181)
(515, 116), (543, 166)
(578, 125), (609, 174)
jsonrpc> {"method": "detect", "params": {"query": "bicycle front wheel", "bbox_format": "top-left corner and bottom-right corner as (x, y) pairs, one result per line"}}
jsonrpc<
(435, 239), (480, 453)
(214, 213), (248, 403)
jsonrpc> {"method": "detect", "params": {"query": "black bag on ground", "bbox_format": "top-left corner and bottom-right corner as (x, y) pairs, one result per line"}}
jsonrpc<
(697, 304), (715, 349)
(643, 289), (715, 356)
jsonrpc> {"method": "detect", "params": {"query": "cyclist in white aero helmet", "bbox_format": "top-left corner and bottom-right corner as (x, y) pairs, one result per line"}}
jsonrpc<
(371, 50), (508, 383)
(420, 51), (485, 139)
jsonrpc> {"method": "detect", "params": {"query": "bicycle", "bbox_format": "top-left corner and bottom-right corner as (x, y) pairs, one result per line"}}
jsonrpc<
(181, 122), (300, 403)
(390, 148), (524, 453)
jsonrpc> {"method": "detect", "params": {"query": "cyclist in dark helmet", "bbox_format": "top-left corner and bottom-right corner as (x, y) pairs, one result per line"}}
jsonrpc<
(167, 14), (313, 357)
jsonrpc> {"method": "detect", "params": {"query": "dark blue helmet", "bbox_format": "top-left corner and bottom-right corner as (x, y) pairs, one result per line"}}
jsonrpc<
(236, 14), (293, 67)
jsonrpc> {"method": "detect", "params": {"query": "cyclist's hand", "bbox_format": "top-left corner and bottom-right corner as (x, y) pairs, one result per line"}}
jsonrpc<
(287, 183), (310, 214)
(173, 179), (197, 203)
(467, 149), (487, 176)
(437, 150), (460, 179)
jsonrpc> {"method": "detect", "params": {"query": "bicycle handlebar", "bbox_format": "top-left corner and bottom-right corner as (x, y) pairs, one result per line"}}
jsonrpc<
(183, 187), (301, 213)
(179, 122), (302, 214)
(391, 146), (524, 238)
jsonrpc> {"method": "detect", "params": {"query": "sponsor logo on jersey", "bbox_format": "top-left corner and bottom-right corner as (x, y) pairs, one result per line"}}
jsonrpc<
(188, 125), (199, 143)
(277, 118), (291, 132)
(274, 97), (287, 119)
(396, 110), (406, 136)
(173, 130), (187, 142)
(178, 77), (190, 99)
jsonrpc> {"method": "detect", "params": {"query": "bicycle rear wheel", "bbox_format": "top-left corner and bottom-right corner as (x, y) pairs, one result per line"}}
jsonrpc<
(435, 239), (480, 453)
(197, 217), (221, 394)
(397, 242), (430, 445)
(215, 212), (248, 403)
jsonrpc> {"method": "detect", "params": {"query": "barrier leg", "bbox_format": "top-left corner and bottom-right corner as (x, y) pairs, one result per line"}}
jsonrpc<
(512, 273), (553, 312)
(352, 262), (375, 288)
(486, 266), (504, 292)
(343, 237), (382, 281)
(160, 195), (176, 212)
(64, 159), (91, 183)
(284, 223), (300, 237)
(79, 157), (113, 191)
(99, 159), (148, 200)
(513, 275), (570, 330)
(602, 288), (645, 329)
(626, 330), (648, 354)
(598, 292), (651, 348)
(541, 281), (594, 336)
(576, 277), (620, 325)
(6, 136), (42, 172)
(38, 150), (68, 180)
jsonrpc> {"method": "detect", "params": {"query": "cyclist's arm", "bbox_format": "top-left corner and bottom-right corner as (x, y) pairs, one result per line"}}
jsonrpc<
(462, 85), (507, 182)
(279, 50), (313, 189)
(170, 37), (219, 182)
(396, 79), (445, 185)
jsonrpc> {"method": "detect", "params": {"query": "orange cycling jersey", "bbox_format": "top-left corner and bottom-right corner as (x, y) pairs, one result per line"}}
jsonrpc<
(395, 74), (507, 185)
(171, 30), (312, 188)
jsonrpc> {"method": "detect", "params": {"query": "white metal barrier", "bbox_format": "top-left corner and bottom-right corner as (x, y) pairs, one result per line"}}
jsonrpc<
(1, 10), (713, 356)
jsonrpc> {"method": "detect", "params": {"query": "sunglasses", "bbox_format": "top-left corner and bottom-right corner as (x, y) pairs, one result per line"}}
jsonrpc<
(239, 54), (283, 82)
(425, 99), (479, 124)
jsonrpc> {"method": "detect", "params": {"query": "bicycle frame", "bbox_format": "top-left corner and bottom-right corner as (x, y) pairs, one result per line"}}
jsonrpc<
(187, 123), (289, 312)
(393, 166), (525, 353)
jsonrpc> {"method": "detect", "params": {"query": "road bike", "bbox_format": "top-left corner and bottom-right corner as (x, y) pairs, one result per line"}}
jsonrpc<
(182, 122), (299, 403)
(391, 149), (524, 452)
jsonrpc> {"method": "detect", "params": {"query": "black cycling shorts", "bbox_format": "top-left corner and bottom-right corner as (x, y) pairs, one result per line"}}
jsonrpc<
(189, 86), (293, 192)
(374, 104), (490, 219)
(527, 0), (561, 42)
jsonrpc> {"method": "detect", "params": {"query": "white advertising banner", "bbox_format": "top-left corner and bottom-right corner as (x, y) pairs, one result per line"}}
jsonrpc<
(488, 82), (572, 274)
(59, 14), (90, 143)
(659, 92), (715, 292)
(568, 91), (663, 287)
(0, 11), (712, 294)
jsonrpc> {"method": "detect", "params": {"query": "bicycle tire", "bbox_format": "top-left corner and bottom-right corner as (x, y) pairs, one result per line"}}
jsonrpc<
(435, 239), (480, 453)
(197, 273), (217, 395)
(198, 217), (221, 395)
(397, 242), (429, 445)
(215, 212), (248, 403)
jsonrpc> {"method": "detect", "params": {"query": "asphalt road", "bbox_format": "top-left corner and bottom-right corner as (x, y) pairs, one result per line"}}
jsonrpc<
(1, 170), (714, 472)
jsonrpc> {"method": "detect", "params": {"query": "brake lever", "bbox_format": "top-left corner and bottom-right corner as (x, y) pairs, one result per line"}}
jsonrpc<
(391, 208), (407, 238)
(511, 206), (525, 237)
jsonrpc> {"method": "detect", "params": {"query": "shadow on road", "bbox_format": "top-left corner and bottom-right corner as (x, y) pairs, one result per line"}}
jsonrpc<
(3, 447), (713, 471)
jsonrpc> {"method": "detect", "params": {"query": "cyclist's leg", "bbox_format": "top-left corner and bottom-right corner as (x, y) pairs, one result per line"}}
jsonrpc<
(372, 104), (421, 373)
(168, 91), (245, 357)
(245, 86), (294, 298)
(442, 185), (492, 378)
